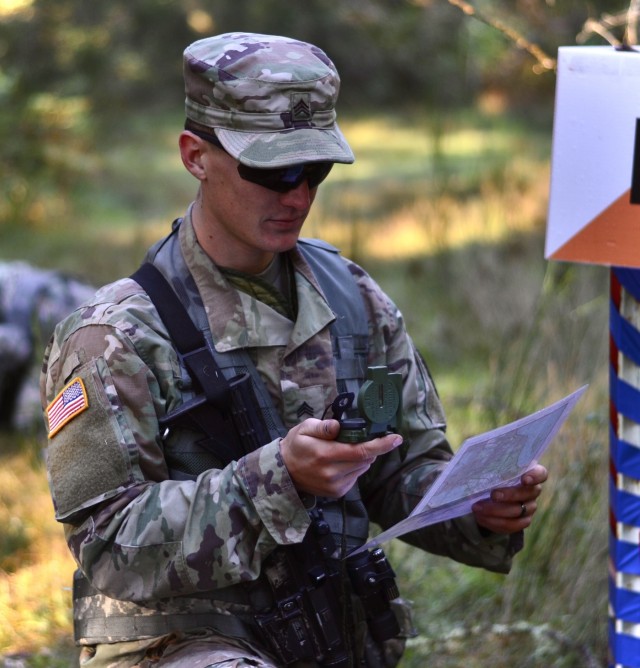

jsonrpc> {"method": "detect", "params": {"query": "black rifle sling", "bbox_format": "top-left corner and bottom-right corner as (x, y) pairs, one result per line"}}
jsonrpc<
(130, 263), (269, 467)
(131, 262), (230, 407)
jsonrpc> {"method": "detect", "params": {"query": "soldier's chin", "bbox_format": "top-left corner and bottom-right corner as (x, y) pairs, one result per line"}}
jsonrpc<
(264, 227), (305, 251)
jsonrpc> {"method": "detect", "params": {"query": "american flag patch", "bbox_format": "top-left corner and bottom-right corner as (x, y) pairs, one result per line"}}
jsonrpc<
(46, 377), (89, 438)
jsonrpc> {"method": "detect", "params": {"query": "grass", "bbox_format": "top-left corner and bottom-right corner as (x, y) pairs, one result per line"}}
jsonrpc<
(0, 109), (609, 666)
(0, 437), (78, 664)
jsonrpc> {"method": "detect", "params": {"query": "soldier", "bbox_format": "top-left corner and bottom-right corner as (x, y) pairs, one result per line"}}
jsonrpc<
(41, 33), (548, 667)
(0, 261), (93, 432)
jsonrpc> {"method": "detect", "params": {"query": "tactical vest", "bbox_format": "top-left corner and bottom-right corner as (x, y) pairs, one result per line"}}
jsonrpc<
(73, 222), (406, 666)
(141, 221), (373, 543)
(145, 222), (370, 482)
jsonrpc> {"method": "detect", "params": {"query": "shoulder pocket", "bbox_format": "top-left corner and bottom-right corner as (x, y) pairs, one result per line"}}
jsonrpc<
(46, 357), (136, 522)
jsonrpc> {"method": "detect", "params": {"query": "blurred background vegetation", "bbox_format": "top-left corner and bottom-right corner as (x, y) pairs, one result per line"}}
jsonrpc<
(0, 0), (630, 665)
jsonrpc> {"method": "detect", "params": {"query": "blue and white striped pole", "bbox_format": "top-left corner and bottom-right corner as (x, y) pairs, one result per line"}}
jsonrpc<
(609, 267), (640, 666)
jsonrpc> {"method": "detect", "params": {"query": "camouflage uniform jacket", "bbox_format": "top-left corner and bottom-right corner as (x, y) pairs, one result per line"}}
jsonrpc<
(41, 210), (519, 647)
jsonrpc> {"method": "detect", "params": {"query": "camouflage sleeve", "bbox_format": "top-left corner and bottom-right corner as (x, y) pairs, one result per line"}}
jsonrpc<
(41, 279), (310, 602)
(347, 262), (520, 574)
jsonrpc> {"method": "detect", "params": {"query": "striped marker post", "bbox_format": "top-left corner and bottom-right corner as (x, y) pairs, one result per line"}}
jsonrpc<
(543, 46), (640, 664)
(610, 267), (640, 666)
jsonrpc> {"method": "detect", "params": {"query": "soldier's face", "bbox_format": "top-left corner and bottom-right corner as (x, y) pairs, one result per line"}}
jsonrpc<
(191, 137), (318, 274)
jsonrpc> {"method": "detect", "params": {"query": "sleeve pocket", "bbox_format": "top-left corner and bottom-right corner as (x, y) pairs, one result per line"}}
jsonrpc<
(46, 357), (135, 522)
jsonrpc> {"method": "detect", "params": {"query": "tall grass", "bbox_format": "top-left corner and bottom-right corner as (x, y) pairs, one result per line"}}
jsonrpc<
(0, 110), (608, 666)
(0, 437), (78, 663)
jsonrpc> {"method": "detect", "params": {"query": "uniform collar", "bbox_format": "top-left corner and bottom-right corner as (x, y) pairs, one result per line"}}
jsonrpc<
(179, 209), (335, 354)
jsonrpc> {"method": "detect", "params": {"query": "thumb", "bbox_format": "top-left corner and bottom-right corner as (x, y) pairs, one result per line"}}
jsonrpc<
(313, 419), (340, 441)
(302, 418), (340, 441)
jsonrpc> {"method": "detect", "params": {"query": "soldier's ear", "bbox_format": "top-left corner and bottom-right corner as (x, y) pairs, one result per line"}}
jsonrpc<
(179, 131), (208, 181)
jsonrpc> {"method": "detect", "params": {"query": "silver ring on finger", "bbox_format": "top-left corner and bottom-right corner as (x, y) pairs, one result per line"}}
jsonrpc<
(519, 502), (528, 518)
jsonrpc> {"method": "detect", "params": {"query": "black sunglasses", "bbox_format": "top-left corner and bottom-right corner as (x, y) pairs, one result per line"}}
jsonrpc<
(188, 128), (333, 193)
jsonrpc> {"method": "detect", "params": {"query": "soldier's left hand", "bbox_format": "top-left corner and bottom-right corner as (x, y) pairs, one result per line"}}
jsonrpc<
(471, 464), (548, 534)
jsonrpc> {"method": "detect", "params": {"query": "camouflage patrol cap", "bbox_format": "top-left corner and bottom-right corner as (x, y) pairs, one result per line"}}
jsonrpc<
(183, 32), (354, 168)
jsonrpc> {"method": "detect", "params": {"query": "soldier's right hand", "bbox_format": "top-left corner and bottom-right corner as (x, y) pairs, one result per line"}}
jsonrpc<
(279, 418), (403, 498)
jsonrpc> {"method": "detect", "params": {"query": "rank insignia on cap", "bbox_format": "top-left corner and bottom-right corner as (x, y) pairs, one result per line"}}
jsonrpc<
(46, 377), (88, 438)
(290, 93), (312, 127)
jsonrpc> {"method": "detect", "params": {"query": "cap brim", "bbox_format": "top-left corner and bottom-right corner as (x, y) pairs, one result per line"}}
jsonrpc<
(216, 125), (354, 168)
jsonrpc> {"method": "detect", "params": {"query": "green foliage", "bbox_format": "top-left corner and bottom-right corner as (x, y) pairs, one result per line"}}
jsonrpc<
(1, 646), (79, 668)
(0, 519), (30, 573)
(387, 263), (609, 665)
(0, 0), (621, 235)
